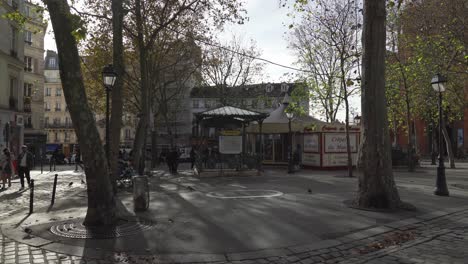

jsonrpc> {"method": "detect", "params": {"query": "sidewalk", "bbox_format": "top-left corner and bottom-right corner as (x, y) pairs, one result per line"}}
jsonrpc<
(1, 165), (467, 263)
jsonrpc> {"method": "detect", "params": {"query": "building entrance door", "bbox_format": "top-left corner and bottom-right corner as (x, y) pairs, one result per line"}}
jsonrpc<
(262, 134), (287, 163)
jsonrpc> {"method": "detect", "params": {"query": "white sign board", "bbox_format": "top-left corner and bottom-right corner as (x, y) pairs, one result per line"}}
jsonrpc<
(304, 134), (319, 152)
(219, 136), (242, 154)
(322, 153), (358, 167)
(324, 133), (357, 153)
(302, 153), (320, 166)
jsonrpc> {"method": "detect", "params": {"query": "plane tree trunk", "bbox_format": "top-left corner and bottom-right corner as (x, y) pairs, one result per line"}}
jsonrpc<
(44, 0), (117, 225)
(109, 0), (125, 192)
(356, 0), (404, 209)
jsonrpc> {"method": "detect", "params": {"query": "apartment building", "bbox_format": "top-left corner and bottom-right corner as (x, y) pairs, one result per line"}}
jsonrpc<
(23, 0), (48, 158)
(0, 0), (26, 155)
(44, 51), (137, 156)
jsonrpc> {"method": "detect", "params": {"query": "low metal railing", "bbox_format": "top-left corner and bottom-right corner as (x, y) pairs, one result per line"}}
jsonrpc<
(194, 152), (260, 172)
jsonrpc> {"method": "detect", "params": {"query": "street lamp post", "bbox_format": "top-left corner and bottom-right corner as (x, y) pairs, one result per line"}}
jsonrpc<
(431, 73), (449, 196)
(102, 64), (117, 167)
(286, 112), (294, 174)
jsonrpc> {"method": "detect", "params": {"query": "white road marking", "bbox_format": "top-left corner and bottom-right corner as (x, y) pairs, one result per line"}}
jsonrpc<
(229, 184), (247, 189)
(206, 189), (283, 199)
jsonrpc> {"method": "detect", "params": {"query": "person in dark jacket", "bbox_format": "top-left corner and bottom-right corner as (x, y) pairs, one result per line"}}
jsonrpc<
(166, 148), (180, 174)
(17, 145), (34, 189)
(190, 147), (196, 169)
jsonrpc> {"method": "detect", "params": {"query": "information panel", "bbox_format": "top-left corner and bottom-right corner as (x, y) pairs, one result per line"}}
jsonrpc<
(322, 153), (358, 167)
(324, 133), (357, 153)
(302, 153), (320, 166)
(304, 134), (319, 152)
(219, 136), (242, 154)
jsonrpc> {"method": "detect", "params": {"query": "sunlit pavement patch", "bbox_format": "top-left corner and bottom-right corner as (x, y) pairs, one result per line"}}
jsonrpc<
(206, 189), (283, 199)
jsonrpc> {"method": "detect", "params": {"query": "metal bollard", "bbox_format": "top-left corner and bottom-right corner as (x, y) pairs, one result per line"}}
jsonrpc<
(51, 174), (58, 205)
(40, 157), (43, 174)
(133, 175), (149, 212)
(29, 179), (35, 214)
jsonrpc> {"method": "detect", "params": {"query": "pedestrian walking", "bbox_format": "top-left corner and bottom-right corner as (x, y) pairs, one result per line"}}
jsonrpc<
(190, 146), (196, 169)
(17, 145), (33, 190)
(75, 149), (84, 171)
(1, 148), (13, 190)
(293, 144), (302, 170)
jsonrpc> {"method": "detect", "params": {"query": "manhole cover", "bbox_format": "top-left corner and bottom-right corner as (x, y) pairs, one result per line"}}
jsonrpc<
(206, 189), (283, 199)
(50, 219), (155, 239)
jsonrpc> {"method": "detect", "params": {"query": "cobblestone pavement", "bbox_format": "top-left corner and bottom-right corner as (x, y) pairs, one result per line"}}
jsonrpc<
(1, 209), (467, 263)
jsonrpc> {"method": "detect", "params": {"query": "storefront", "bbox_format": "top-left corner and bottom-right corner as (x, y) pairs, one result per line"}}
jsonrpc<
(302, 125), (360, 168)
(247, 95), (361, 169)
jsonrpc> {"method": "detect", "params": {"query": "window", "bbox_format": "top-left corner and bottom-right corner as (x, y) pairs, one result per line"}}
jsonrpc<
(24, 56), (33, 72)
(193, 99), (199, 108)
(53, 118), (60, 125)
(10, 26), (17, 56)
(64, 132), (69, 142)
(26, 117), (32, 128)
(44, 117), (49, 127)
(65, 117), (71, 127)
(54, 132), (59, 142)
(45, 87), (51, 96)
(55, 102), (61, 111)
(49, 57), (56, 68)
(281, 83), (289, 92)
(25, 31), (32, 45)
(25, 5), (30, 16)
(44, 102), (50, 111)
(251, 99), (258, 109)
(11, 0), (18, 10)
(9, 77), (17, 97)
(24, 83), (32, 97)
(55, 88), (62, 96)
(205, 99), (211, 109)
(265, 83), (273, 93)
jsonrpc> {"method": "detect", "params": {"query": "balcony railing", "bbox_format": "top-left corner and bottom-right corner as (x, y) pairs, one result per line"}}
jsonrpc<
(55, 108), (61, 111)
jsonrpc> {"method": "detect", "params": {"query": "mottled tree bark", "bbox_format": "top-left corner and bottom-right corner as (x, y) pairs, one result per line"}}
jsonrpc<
(109, 0), (125, 192)
(357, 0), (402, 209)
(44, 0), (117, 225)
(442, 124), (456, 169)
(132, 0), (149, 175)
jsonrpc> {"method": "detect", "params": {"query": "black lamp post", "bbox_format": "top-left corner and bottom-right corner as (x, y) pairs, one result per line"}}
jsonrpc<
(286, 112), (294, 174)
(431, 73), (449, 196)
(102, 64), (117, 167)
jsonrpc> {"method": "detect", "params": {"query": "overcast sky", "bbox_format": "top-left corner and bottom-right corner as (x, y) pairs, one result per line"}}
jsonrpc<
(44, 0), (296, 82)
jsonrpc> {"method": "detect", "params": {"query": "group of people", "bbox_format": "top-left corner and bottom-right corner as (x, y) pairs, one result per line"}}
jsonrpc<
(1, 145), (34, 190)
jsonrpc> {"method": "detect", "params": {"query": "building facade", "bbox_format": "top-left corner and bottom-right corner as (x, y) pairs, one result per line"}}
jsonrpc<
(44, 50), (75, 155)
(23, 1), (47, 159)
(0, 0), (26, 156)
(44, 50), (137, 157)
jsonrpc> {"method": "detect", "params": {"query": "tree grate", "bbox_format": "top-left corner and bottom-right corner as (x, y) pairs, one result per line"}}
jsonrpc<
(49, 219), (155, 239)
